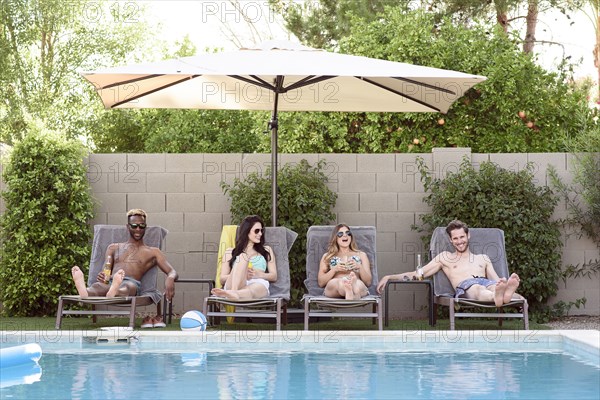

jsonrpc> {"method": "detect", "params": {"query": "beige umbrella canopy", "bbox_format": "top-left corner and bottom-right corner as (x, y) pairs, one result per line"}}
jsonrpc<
(82, 40), (486, 225)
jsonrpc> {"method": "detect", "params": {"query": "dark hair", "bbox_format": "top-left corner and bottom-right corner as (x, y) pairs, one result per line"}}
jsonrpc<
(446, 220), (469, 236)
(229, 215), (271, 268)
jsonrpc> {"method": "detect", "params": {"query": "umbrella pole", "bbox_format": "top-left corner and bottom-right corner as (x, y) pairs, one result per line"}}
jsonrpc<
(269, 77), (283, 227)
(270, 114), (278, 227)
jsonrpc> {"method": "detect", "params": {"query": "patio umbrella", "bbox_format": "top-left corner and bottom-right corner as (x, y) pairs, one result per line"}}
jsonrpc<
(82, 40), (486, 226)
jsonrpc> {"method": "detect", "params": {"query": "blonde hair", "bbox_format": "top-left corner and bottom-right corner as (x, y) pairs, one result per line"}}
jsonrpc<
(127, 209), (147, 219)
(323, 224), (359, 265)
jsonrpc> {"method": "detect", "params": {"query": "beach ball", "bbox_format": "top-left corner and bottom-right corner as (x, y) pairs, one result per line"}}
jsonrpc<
(180, 310), (207, 331)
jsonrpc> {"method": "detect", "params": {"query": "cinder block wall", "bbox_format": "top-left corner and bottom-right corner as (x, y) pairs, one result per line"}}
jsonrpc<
(1, 149), (598, 317)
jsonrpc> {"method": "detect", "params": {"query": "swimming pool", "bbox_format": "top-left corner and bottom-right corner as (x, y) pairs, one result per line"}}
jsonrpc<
(1, 330), (599, 399)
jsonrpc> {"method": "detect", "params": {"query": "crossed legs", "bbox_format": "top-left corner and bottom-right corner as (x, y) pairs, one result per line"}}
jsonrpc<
(71, 266), (136, 298)
(211, 264), (267, 300)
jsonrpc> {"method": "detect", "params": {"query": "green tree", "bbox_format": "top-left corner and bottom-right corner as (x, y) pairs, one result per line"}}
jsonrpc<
(272, 8), (597, 154)
(271, 0), (387, 49)
(0, 0), (153, 145)
(0, 126), (94, 316)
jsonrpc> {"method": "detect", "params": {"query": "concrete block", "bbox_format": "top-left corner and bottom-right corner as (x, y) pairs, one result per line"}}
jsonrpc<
(376, 212), (414, 233)
(166, 193), (205, 212)
(357, 154), (395, 172)
(376, 173), (414, 193)
(431, 147), (471, 180)
(198, 168), (238, 193)
(376, 232), (396, 252)
(127, 193), (166, 213)
(338, 173), (376, 193)
(185, 212), (223, 233)
(203, 231), (223, 251)
(93, 193), (127, 213)
(88, 172), (108, 193)
(147, 173), (185, 193)
(337, 212), (375, 227)
(164, 232), (204, 253)
(88, 154), (127, 174)
(318, 154), (358, 173)
(184, 252), (217, 277)
(128, 153), (165, 173)
(239, 154), (270, 179)
(148, 212), (184, 233)
(583, 289), (599, 313)
(166, 153), (204, 173)
(332, 193), (359, 213)
(108, 173), (147, 193)
(107, 213), (127, 225)
(565, 235), (596, 251)
(90, 214), (107, 226)
(471, 153), (490, 170)
(204, 194), (231, 213)
(163, 252), (185, 271)
(398, 193), (430, 212)
(360, 193), (397, 212)
(488, 153), (528, 173)
(584, 249), (600, 263)
(527, 153), (567, 186)
(397, 153), (431, 193)
(280, 153), (319, 167)
(376, 251), (405, 276)
(202, 154), (244, 182)
(384, 291), (414, 312)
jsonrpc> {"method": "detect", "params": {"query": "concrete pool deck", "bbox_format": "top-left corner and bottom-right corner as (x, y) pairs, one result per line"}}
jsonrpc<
(2, 330), (598, 360)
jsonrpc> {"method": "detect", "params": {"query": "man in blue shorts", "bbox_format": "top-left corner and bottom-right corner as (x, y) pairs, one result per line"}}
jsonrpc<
(377, 220), (521, 306)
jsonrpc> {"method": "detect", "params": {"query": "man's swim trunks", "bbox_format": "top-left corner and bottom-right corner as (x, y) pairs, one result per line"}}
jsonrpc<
(455, 277), (496, 298)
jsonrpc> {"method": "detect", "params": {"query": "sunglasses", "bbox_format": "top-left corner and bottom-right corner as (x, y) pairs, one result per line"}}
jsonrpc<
(253, 228), (263, 234)
(336, 230), (352, 238)
(128, 223), (147, 229)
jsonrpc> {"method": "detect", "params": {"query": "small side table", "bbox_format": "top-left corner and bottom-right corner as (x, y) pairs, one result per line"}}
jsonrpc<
(384, 279), (435, 327)
(163, 278), (215, 324)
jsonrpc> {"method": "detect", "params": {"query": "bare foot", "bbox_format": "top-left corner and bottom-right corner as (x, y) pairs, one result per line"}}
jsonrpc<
(344, 272), (359, 300)
(211, 288), (240, 300)
(106, 270), (125, 297)
(71, 266), (89, 298)
(504, 273), (520, 303)
(342, 277), (354, 300)
(494, 278), (507, 307)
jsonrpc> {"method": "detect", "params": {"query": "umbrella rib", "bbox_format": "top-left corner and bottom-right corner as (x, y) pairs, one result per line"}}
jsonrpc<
(284, 75), (336, 91)
(110, 75), (201, 108)
(100, 74), (165, 90)
(393, 76), (457, 95)
(230, 75), (276, 91)
(359, 77), (442, 113)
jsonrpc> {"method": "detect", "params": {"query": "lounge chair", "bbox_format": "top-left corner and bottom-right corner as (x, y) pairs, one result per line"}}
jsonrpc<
(202, 226), (297, 330)
(302, 226), (383, 330)
(55, 224), (167, 329)
(430, 226), (529, 330)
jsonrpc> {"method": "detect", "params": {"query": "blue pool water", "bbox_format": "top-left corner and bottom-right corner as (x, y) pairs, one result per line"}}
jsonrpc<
(1, 339), (599, 400)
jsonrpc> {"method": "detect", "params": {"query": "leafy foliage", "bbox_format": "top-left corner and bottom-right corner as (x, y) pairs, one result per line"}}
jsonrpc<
(0, 0), (154, 144)
(267, 8), (597, 154)
(0, 127), (94, 316)
(415, 157), (563, 310)
(221, 160), (337, 306)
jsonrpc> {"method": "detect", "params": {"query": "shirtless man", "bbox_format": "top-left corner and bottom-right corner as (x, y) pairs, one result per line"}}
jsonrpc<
(71, 209), (178, 327)
(377, 220), (521, 307)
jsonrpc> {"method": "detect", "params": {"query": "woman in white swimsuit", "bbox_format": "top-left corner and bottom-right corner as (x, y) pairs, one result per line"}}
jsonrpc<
(211, 215), (277, 300)
(318, 224), (372, 300)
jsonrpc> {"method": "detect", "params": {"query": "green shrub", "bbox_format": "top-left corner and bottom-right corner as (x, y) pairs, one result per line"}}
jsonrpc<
(0, 128), (94, 316)
(221, 159), (337, 306)
(415, 157), (562, 311)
